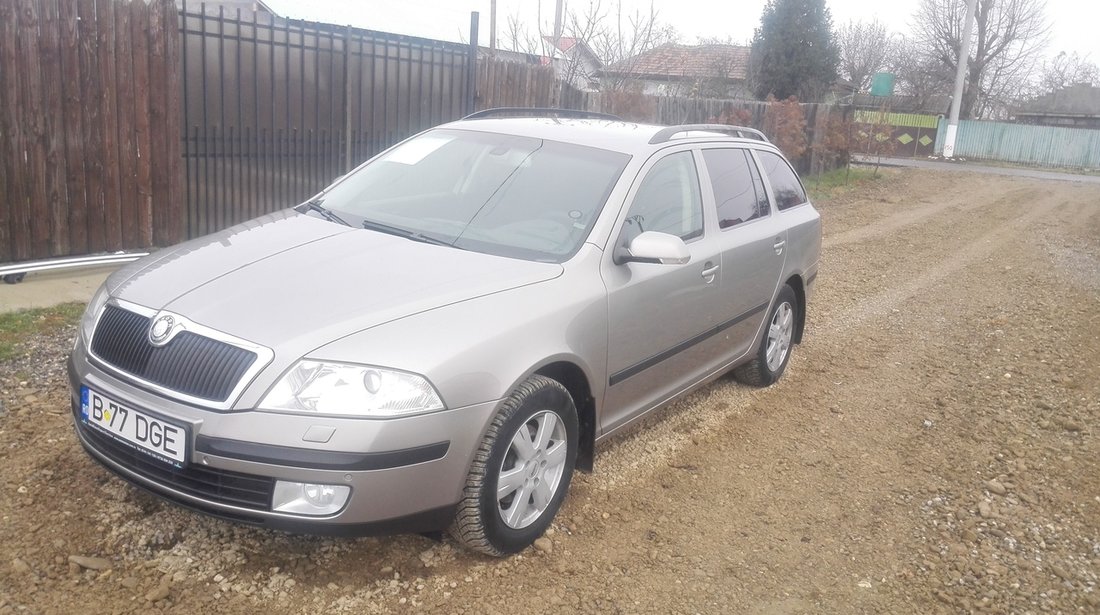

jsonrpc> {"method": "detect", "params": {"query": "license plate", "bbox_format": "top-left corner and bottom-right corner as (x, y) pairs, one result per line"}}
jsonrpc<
(80, 386), (188, 468)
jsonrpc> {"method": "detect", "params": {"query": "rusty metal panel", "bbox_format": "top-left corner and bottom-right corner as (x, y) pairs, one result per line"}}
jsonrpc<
(852, 122), (940, 158)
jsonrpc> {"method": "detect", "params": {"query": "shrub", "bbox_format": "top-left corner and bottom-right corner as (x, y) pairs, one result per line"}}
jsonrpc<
(763, 95), (808, 162)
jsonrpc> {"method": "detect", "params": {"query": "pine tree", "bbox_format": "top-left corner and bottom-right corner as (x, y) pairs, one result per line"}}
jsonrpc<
(750, 0), (840, 101)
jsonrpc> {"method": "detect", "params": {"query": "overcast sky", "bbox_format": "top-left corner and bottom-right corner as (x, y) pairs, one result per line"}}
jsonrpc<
(263, 0), (1098, 61)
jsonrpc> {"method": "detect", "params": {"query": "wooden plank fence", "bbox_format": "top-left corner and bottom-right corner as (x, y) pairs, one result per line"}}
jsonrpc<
(0, 0), (182, 264)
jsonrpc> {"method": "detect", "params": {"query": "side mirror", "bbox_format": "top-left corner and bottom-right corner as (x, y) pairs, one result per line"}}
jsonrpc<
(617, 231), (691, 265)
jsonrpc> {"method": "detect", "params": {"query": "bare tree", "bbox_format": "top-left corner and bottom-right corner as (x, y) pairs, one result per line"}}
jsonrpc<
(582, 1), (678, 91)
(500, 2), (590, 90)
(1037, 51), (1099, 93)
(500, 1), (677, 92)
(888, 35), (953, 111)
(837, 19), (897, 92)
(558, 1), (613, 90)
(912, 0), (1050, 118)
(503, 13), (542, 56)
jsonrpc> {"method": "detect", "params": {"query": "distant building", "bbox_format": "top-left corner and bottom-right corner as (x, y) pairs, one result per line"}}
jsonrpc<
(543, 37), (603, 91)
(479, 48), (547, 66)
(600, 43), (751, 98)
(176, 0), (277, 18)
(1013, 84), (1100, 129)
(480, 38), (603, 93)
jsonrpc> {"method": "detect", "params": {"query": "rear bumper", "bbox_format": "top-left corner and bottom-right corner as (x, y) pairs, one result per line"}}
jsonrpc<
(68, 344), (499, 535)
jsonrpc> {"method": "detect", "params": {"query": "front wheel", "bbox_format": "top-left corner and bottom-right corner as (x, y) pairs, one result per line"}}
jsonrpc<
(450, 375), (578, 556)
(734, 284), (799, 387)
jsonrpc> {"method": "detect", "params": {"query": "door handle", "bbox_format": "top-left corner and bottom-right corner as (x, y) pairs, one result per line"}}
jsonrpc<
(701, 262), (719, 281)
(773, 238), (786, 255)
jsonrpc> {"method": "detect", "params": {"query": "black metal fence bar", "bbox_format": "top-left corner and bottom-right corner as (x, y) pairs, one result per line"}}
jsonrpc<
(178, 2), (476, 239)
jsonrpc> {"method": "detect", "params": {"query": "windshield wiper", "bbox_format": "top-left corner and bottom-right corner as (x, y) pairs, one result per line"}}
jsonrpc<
(360, 218), (458, 248)
(300, 199), (351, 227)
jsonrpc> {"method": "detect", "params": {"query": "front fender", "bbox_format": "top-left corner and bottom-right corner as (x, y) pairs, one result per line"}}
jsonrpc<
(309, 248), (609, 414)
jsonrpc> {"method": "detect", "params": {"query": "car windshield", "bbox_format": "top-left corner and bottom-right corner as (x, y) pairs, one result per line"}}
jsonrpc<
(315, 129), (631, 262)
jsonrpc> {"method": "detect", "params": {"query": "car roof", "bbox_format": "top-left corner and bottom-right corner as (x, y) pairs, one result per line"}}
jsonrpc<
(435, 117), (777, 156)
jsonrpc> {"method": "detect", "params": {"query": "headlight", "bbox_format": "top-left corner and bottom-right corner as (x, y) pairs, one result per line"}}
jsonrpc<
(259, 360), (444, 417)
(78, 285), (110, 350)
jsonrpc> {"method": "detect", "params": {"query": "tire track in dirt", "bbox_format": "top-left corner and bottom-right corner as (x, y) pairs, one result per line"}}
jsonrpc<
(1031, 197), (1100, 294)
(1065, 195), (1099, 230)
(628, 189), (1096, 614)
(822, 191), (1064, 336)
(823, 184), (1039, 249)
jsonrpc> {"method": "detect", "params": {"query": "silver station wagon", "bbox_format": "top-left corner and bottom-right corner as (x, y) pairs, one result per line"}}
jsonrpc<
(69, 109), (821, 555)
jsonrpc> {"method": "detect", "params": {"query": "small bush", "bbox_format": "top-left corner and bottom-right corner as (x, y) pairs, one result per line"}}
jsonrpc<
(763, 95), (808, 162)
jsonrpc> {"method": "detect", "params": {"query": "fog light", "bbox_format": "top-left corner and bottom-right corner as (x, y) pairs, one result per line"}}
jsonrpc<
(272, 481), (350, 516)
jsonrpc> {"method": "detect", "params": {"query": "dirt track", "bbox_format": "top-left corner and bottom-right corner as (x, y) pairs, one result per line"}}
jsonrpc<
(2, 168), (1099, 614)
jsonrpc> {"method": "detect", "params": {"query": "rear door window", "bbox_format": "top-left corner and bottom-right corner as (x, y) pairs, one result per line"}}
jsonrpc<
(756, 150), (807, 211)
(701, 148), (769, 229)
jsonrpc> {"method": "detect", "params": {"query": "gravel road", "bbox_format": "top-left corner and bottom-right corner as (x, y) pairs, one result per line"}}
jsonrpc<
(2, 168), (1098, 614)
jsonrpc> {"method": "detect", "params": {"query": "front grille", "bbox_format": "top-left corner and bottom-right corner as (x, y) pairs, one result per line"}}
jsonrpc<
(90, 305), (256, 402)
(77, 417), (274, 511)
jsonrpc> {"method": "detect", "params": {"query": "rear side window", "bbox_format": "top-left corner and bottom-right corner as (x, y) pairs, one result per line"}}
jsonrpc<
(702, 149), (769, 229)
(756, 150), (807, 211)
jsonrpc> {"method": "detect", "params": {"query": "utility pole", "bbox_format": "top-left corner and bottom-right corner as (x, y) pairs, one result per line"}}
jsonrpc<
(553, 0), (564, 46)
(489, 0), (496, 55)
(943, 0), (978, 159)
(552, 0), (566, 108)
(467, 12), (479, 115)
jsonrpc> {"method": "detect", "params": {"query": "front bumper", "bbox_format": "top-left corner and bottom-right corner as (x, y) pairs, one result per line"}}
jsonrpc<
(68, 343), (499, 535)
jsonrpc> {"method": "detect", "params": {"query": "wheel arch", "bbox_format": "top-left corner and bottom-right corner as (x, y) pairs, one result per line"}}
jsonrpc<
(784, 274), (806, 344)
(533, 361), (596, 473)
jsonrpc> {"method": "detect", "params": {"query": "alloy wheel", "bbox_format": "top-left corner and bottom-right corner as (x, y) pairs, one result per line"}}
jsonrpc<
(496, 410), (568, 529)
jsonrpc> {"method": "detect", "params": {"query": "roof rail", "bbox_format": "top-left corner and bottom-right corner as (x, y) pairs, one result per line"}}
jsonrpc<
(648, 124), (769, 145)
(462, 107), (623, 121)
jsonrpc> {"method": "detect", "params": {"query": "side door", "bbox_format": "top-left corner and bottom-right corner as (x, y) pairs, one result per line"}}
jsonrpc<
(600, 149), (727, 434)
(697, 147), (788, 360)
(754, 149), (821, 295)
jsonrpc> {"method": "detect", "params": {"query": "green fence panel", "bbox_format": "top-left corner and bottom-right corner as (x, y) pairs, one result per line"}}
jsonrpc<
(934, 120), (1100, 169)
(853, 110), (940, 129)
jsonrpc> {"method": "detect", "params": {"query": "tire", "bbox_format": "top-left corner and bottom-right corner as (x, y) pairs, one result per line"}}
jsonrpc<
(734, 284), (799, 387)
(450, 375), (578, 556)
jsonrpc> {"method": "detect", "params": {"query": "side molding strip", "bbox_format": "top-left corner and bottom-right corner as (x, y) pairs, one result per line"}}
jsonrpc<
(609, 302), (769, 386)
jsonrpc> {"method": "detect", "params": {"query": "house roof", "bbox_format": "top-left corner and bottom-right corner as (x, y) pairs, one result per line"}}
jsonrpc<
(601, 44), (750, 82)
(1017, 83), (1100, 118)
(542, 36), (603, 68)
(478, 48), (546, 65)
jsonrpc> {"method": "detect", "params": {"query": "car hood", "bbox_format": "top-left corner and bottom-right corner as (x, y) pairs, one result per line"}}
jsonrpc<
(110, 211), (563, 354)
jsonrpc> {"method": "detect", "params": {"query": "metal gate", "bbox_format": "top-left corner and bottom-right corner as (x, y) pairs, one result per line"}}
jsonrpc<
(179, 2), (478, 238)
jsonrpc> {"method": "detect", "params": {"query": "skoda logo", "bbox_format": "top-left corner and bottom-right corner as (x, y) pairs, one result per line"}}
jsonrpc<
(148, 314), (176, 346)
